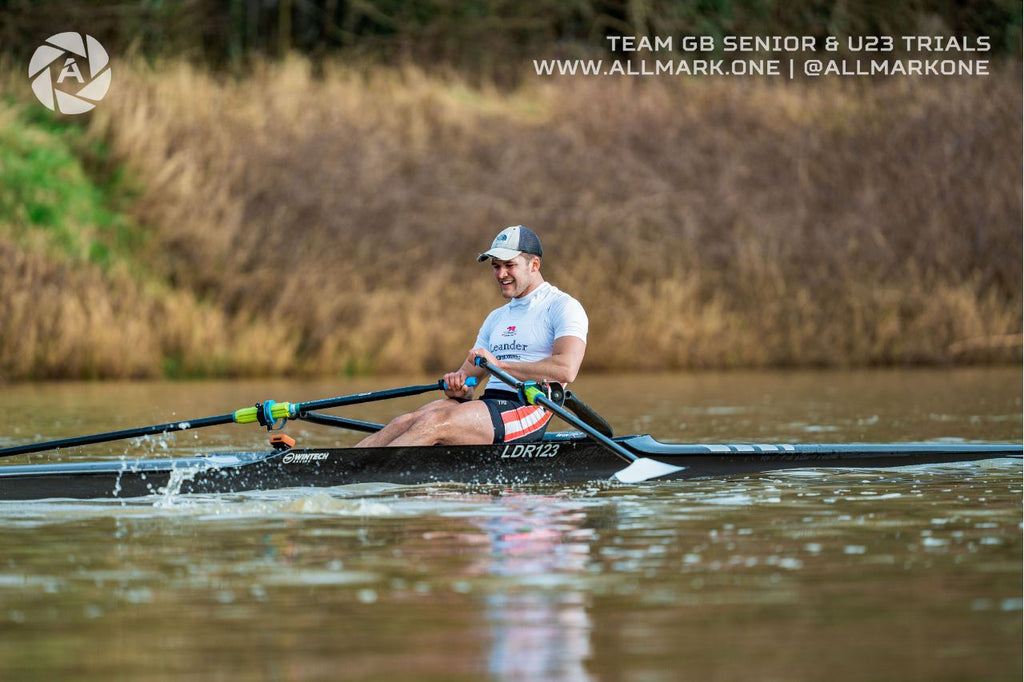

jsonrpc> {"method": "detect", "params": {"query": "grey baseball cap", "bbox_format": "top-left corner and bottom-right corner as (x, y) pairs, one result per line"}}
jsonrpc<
(477, 225), (544, 262)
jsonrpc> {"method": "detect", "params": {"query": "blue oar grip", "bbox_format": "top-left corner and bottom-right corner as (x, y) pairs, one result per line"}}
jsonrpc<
(441, 376), (478, 391)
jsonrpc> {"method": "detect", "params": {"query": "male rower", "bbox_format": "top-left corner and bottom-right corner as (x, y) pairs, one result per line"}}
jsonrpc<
(357, 225), (588, 447)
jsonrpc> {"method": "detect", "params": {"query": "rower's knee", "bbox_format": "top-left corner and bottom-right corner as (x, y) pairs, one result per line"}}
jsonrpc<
(415, 406), (450, 429)
(389, 411), (416, 430)
(406, 405), (459, 444)
(389, 406), (434, 434)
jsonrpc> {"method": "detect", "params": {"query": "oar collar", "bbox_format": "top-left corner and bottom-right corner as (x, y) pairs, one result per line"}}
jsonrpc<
(519, 381), (565, 407)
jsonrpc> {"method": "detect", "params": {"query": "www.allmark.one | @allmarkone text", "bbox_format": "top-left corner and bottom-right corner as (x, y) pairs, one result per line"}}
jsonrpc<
(534, 35), (993, 78)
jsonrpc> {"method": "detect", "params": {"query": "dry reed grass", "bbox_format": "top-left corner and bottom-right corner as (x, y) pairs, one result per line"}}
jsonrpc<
(1, 57), (1020, 379)
(0, 235), (301, 379)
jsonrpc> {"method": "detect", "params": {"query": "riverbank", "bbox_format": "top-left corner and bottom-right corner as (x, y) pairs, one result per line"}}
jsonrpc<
(1, 59), (1020, 379)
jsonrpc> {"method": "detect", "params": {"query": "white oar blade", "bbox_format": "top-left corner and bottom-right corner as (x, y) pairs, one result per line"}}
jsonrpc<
(612, 458), (686, 484)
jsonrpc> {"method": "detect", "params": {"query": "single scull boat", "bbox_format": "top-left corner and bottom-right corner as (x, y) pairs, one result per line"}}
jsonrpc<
(1, 364), (1019, 500)
(0, 433), (1018, 500)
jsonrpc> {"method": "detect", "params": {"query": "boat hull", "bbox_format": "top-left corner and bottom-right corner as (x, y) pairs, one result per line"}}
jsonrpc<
(0, 436), (1019, 500)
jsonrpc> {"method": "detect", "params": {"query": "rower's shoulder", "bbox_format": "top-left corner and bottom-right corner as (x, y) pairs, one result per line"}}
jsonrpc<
(543, 284), (587, 312)
(539, 282), (574, 301)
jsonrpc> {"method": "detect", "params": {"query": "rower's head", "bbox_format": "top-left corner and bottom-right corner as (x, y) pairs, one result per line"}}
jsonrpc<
(478, 225), (544, 299)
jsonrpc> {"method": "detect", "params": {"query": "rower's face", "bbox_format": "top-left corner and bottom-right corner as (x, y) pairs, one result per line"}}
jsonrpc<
(491, 255), (538, 299)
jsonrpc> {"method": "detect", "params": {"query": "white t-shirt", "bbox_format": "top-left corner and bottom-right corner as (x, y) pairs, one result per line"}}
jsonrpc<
(475, 282), (588, 394)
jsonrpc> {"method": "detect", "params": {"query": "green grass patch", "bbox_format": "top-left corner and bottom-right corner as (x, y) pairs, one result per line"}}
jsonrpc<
(0, 101), (147, 270)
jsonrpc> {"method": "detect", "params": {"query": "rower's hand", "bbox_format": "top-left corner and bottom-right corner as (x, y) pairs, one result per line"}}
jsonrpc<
(442, 371), (474, 399)
(468, 347), (500, 369)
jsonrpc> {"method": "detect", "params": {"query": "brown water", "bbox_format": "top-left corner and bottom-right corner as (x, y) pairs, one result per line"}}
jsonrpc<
(0, 368), (1020, 681)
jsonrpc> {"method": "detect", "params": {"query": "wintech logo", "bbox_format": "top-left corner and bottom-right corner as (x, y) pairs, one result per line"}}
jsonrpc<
(282, 451), (330, 464)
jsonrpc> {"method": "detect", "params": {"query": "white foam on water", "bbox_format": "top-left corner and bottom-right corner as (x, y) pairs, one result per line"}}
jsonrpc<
(921, 537), (950, 548)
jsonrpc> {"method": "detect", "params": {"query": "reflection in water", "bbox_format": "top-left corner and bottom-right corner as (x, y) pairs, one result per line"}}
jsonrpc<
(487, 591), (590, 682)
(470, 494), (594, 681)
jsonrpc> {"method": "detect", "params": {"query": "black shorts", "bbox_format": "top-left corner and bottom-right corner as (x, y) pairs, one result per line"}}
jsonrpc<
(478, 389), (554, 444)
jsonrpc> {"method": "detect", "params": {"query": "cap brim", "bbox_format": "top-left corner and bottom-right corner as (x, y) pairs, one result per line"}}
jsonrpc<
(477, 248), (523, 262)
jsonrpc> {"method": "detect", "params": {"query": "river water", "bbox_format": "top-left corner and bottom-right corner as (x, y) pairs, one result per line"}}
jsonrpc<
(0, 368), (1020, 681)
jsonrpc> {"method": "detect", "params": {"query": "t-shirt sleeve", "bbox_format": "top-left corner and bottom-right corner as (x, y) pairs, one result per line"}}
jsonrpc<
(551, 295), (588, 343)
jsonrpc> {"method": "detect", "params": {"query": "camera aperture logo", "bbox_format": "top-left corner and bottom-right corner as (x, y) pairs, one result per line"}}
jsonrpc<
(29, 32), (112, 114)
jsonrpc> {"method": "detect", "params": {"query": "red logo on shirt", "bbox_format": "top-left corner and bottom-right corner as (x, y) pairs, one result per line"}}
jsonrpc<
(501, 326), (517, 337)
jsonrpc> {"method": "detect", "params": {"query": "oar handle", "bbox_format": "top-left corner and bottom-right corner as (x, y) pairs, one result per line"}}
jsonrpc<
(442, 376), (478, 392)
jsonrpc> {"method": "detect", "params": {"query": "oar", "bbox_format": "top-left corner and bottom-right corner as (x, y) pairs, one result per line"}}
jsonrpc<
(473, 358), (683, 483)
(0, 379), (472, 458)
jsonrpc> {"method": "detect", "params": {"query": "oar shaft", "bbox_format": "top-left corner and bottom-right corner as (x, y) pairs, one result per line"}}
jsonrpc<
(295, 382), (448, 414)
(0, 413), (235, 458)
(474, 359), (636, 464)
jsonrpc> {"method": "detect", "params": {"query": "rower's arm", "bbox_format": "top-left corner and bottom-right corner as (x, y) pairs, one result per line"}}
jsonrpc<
(476, 336), (586, 385)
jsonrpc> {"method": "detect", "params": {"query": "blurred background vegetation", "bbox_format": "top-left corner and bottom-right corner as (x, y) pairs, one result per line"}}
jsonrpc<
(0, 0), (1020, 75)
(0, 1), (1020, 379)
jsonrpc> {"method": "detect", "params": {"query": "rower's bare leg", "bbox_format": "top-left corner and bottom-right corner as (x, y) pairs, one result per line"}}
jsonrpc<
(356, 399), (454, 447)
(386, 401), (494, 447)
